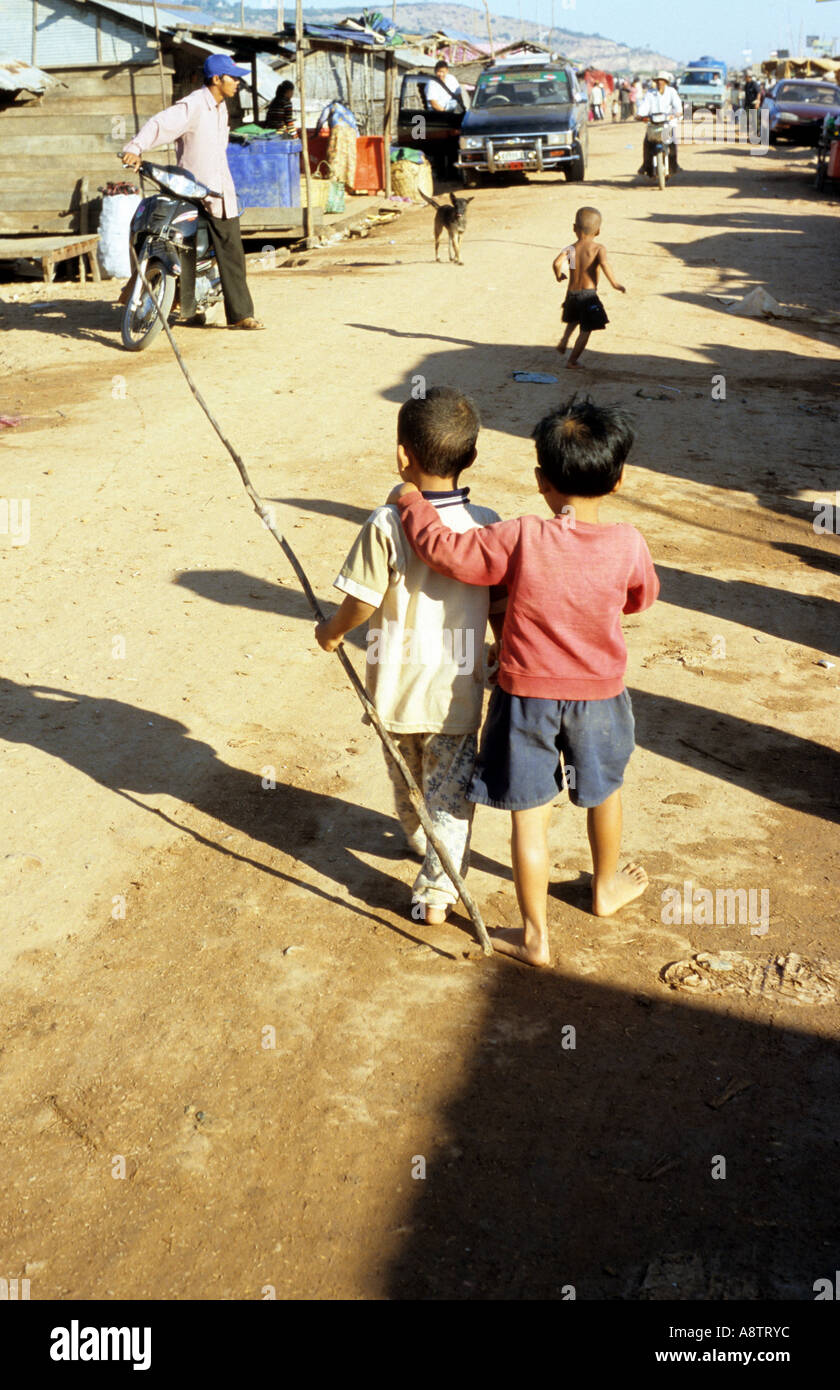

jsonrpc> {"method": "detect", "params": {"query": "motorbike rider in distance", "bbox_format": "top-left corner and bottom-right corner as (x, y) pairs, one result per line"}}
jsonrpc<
(636, 71), (683, 178)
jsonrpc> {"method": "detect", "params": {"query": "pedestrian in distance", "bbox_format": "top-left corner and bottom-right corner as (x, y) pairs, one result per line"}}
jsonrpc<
(744, 74), (761, 110)
(264, 80), (296, 134)
(553, 207), (626, 369)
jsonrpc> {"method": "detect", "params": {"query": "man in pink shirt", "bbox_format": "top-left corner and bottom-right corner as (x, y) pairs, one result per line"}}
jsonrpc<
(122, 54), (263, 329)
(391, 397), (659, 967)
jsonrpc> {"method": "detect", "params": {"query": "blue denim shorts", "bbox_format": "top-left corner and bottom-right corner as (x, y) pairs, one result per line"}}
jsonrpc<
(469, 687), (635, 811)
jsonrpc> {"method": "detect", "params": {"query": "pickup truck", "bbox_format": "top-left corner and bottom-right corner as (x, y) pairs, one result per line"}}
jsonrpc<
(677, 64), (728, 116)
(457, 58), (588, 184)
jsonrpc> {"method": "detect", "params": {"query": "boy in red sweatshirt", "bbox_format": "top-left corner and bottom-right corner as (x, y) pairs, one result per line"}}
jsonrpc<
(390, 397), (659, 967)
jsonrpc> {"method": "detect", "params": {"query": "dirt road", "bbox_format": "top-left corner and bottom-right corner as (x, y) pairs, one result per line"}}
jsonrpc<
(1, 123), (839, 1300)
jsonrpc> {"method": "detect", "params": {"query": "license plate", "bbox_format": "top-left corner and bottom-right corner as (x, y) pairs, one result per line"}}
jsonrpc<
(495, 149), (527, 163)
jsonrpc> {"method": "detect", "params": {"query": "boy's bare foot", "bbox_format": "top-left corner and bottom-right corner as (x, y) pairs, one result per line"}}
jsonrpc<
(566, 358), (584, 370)
(592, 862), (648, 917)
(557, 340), (570, 354)
(488, 926), (551, 968)
(425, 906), (447, 925)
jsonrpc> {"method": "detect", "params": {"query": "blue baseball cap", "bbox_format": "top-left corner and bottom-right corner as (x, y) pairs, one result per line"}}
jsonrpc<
(204, 54), (249, 82)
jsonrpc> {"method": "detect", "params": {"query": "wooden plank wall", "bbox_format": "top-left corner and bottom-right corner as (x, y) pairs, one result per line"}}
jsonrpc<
(0, 63), (173, 234)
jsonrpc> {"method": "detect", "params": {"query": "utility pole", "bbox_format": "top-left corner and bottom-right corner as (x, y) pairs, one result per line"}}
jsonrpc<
(482, 0), (495, 60)
(296, 0), (314, 243)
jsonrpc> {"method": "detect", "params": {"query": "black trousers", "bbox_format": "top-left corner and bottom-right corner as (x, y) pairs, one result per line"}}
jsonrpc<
(180, 211), (254, 323)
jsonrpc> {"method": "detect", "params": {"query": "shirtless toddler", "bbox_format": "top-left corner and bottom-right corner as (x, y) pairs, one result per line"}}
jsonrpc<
(554, 206), (625, 368)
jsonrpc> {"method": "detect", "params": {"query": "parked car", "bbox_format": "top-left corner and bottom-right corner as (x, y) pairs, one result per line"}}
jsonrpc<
(762, 79), (840, 146)
(396, 71), (465, 177)
(457, 57), (588, 184)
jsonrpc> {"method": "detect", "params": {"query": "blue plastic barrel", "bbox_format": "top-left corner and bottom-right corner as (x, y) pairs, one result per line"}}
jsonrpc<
(227, 138), (301, 209)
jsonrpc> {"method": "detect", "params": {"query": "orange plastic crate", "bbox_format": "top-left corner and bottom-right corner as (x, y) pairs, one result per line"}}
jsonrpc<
(305, 133), (385, 192)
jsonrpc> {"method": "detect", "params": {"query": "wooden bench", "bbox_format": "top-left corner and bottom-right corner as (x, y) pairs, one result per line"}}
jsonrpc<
(0, 234), (101, 283)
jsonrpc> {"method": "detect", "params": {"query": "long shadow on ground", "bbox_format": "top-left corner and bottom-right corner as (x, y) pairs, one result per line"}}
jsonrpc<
(385, 957), (840, 1298)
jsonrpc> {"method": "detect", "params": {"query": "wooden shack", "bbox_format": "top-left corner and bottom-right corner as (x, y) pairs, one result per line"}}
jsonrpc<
(1, 2), (434, 236)
(0, 0), (212, 233)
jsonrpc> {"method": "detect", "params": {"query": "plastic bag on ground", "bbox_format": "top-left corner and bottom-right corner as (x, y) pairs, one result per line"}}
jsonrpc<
(97, 192), (142, 280)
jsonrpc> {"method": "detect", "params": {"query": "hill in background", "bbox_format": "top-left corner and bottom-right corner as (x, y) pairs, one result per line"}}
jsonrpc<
(201, 1), (680, 72)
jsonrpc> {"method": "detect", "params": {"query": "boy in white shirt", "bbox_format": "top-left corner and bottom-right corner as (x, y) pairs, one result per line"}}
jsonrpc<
(315, 388), (504, 923)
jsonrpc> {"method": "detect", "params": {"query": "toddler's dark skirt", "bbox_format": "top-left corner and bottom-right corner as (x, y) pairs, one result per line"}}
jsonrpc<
(562, 289), (609, 331)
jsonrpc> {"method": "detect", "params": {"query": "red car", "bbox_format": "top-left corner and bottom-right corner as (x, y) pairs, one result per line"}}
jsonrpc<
(763, 78), (840, 146)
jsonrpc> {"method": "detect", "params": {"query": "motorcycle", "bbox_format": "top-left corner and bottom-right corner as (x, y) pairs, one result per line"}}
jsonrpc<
(121, 161), (223, 351)
(643, 112), (675, 190)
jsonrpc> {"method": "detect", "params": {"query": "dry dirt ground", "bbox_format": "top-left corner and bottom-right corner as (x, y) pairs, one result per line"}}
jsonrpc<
(1, 123), (839, 1301)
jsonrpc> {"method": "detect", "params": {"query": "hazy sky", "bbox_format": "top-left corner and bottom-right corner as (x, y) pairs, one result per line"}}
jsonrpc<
(530, 0), (837, 65)
(301, 0), (839, 67)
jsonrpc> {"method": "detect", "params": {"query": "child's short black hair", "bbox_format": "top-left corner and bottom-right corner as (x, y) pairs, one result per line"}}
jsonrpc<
(532, 396), (633, 496)
(398, 387), (480, 479)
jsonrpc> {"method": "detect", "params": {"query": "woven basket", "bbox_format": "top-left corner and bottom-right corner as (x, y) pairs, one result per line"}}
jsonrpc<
(391, 157), (434, 201)
(301, 161), (333, 209)
(300, 159), (345, 211)
(300, 178), (331, 209)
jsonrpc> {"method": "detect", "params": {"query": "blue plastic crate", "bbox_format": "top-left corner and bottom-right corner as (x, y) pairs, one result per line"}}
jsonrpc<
(227, 138), (301, 209)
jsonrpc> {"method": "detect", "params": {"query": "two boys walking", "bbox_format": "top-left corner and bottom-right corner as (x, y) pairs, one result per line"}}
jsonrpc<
(316, 388), (658, 967)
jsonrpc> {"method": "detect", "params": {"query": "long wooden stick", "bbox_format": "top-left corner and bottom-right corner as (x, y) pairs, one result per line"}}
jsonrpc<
(127, 245), (493, 955)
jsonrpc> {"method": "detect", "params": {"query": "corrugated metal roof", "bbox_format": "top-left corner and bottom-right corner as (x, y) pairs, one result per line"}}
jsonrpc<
(0, 53), (58, 92)
(430, 28), (486, 44)
(87, 0), (222, 30)
(396, 49), (435, 69)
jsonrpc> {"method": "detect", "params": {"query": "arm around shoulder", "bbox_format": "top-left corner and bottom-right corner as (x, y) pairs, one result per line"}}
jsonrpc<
(623, 531), (659, 613)
(396, 492), (518, 586)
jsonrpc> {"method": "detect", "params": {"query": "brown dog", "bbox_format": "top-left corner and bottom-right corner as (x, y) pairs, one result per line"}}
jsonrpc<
(419, 189), (473, 265)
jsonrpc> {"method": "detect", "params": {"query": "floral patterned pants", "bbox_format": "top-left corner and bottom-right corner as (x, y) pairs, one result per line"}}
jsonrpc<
(384, 732), (478, 909)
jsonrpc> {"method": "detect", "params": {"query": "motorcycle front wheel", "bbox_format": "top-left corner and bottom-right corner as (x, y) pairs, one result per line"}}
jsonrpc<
(656, 149), (667, 190)
(121, 258), (176, 352)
